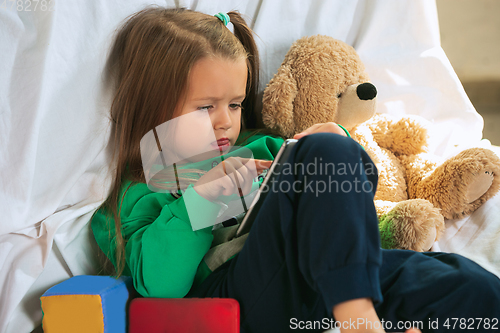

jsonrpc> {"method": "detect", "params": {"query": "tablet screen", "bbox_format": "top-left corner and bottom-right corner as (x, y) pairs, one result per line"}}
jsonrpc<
(235, 139), (298, 237)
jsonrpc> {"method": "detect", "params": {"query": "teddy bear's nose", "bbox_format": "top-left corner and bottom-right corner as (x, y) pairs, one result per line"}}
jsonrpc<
(357, 82), (377, 100)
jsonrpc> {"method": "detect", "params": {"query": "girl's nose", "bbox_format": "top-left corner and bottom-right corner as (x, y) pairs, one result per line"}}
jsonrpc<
(212, 107), (232, 130)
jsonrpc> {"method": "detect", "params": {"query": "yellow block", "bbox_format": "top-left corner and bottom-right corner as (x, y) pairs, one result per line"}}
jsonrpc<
(41, 294), (104, 333)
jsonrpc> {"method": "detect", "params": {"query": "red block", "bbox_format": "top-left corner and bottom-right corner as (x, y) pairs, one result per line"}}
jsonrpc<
(128, 298), (240, 333)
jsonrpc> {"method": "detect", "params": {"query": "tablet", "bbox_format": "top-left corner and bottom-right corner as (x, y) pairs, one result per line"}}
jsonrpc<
(235, 139), (298, 238)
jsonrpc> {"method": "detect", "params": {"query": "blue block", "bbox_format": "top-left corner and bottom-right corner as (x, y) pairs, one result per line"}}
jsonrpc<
(41, 275), (134, 333)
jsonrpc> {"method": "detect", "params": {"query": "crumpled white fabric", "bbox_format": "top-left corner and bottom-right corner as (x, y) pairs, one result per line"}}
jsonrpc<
(0, 0), (492, 331)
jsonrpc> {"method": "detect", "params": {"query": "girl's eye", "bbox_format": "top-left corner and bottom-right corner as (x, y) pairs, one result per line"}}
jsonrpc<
(229, 103), (242, 110)
(198, 105), (213, 111)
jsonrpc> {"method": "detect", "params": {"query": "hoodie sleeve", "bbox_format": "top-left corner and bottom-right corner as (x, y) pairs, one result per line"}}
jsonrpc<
(91, 182), (220, 298)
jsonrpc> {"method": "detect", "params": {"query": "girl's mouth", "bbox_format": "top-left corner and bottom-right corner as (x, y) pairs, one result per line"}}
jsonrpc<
(212, 138), (231, 151)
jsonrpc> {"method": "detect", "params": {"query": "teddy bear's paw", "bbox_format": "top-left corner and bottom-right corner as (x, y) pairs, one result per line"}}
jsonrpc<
(416, 148), (500, 219)
(378, 199), (445, 252)
(466, 170), (494, 203)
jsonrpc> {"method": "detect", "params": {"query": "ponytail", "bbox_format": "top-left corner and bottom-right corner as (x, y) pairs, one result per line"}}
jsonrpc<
(227, 11), (260, 129)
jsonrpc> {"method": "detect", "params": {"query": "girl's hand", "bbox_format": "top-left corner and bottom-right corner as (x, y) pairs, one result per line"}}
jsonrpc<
(194, 158), (272, 201)
(293, 122), (347, 140)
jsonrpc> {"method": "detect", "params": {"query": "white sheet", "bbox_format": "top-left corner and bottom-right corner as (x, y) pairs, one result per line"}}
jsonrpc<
(0, 0), (495, 331)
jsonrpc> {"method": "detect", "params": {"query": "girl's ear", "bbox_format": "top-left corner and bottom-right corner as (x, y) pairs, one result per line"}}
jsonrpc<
(262, 64), (298, 138)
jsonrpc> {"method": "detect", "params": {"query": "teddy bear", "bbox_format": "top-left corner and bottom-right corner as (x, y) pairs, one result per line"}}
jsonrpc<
(261, 35), (500, 252)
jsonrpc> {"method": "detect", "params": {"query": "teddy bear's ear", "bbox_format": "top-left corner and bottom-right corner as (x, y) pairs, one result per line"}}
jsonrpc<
(262, 64), (298, 138)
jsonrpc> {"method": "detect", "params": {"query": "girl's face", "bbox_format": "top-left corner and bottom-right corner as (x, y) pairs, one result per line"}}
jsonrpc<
(163, 56), (247, 164)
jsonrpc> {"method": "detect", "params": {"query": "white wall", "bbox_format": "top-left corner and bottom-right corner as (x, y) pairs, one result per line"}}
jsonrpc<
(437, 0), (500, 82)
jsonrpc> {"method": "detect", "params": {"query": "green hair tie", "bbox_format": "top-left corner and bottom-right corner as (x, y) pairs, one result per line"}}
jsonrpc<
(214, 12), (230, 26)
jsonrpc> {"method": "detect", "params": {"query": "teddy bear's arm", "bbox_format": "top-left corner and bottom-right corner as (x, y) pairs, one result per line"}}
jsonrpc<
(366, 114), (428, 156)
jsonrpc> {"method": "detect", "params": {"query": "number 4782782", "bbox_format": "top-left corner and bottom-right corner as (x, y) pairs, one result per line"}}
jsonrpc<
(443, 318), (499, 330)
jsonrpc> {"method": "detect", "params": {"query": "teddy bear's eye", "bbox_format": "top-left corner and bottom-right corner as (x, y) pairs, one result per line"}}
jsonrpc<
(337, 93), (342, 98)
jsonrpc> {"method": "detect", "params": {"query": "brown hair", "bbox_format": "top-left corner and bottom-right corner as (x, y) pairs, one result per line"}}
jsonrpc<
(99, 7), (260, 275)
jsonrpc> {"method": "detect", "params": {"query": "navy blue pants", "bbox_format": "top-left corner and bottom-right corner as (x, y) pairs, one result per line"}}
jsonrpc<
(188, 133), (500, 332)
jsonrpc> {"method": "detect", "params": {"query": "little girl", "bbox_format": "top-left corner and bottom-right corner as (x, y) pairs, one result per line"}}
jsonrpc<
(91, 6), (500, 333)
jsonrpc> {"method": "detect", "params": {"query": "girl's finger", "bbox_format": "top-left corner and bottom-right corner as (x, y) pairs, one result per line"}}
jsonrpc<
(231, 158), (271, 172)
(293, 122), (346, 139)
(231, 159), (260, 196)
(218, 157), (271, 197)
(224, 159), (249, 193)
(293, 123), (320, 140)
(219, 174), (238, 196)
(255, 159), (273, 172)
(227, 157), (267, 179)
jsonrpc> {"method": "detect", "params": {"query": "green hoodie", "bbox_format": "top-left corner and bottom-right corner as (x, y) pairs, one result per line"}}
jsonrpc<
(91, 132), (284, 298)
